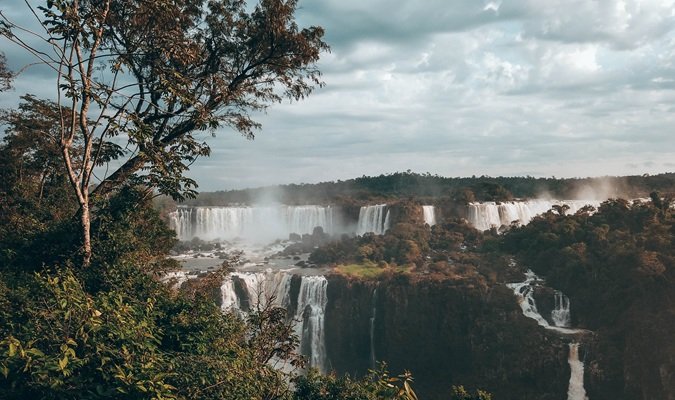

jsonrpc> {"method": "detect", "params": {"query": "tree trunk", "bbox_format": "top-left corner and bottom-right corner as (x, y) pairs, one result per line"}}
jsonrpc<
(81, 201), (92, 267)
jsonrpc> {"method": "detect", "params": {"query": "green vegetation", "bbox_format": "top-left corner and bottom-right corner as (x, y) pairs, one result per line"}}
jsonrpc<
(501, 194), (674, 399)
(179, 171), (675, 206)
(334, 261), (411, 280)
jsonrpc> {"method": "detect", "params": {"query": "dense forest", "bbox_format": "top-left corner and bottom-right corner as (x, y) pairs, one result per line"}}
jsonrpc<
(179, 171), (675, 206)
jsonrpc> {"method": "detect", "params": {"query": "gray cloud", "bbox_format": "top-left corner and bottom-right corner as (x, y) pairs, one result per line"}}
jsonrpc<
(2, 0), (675, 190)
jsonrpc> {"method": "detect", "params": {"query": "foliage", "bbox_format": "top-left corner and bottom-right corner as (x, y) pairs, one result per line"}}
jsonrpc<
(502, 198), (673, 327)
(334, 261), (411, 280)
(501, 197), (674, 398)
(2, 0), (328, 265)
(451, 385), (492, 400)
(0, 52), (11, 91)
(293, 364), (419, 400)
(180, 171), (675, 206)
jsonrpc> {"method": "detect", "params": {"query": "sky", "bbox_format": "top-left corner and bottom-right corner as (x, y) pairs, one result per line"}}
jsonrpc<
(2, 0), (675, 190)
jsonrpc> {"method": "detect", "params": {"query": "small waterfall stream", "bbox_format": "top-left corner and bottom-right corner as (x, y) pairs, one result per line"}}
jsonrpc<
(508, 269), (589, 398)
(567, 343), (589, 400)
(369, 286), (378, 369)
(552, 291), (571, 328)
(422, 205), (436, 226)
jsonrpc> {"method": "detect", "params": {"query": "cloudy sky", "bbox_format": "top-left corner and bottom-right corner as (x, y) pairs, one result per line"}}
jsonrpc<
(3, 0), (675, 190)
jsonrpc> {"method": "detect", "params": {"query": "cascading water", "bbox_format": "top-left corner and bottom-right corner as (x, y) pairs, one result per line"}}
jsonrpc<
(467, 200), (600, 231)
(296, 276), (328, 373)
(506, 270), (551, 328)
(567, 343), (589, 400)
(369, 286), (378, 369)
(552, 291), (571, 328)
(169, 205), (335, 241)
(508, 269), (589, 398)
(357, 205), (390, 235)
(219, 270), (327, 373)
(422, 205), (436, 226)
(507, 270), (582, 333)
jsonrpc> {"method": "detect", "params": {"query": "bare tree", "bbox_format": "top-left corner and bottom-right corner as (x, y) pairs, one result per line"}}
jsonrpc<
(1, 0), (328, 266)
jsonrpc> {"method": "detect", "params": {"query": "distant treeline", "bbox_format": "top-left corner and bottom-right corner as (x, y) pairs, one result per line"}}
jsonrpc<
(177, 171), (675, 206)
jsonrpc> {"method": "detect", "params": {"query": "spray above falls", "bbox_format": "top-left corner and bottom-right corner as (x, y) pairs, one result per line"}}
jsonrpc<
(467, 200), (600, 231)
(169, 205), (335, 241)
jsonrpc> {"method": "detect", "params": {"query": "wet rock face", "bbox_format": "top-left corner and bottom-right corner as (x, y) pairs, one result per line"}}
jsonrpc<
(324, 276), (375, 375)
(325, 276), (571, 400)
(533, 286), (556, 325)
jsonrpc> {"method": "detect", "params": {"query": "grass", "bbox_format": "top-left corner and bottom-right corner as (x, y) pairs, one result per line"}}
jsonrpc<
(334, 261), (411, 279)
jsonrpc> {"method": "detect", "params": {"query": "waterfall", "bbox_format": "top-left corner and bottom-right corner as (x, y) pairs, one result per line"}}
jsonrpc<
(369, 286), (379, 369)
(506, 270), (551, 328)
(220, 277), (240, 311)
(552, 291), (571, 328)
(507, 270), (582, 334)
(169, 205), (335, 241)
(220, 270), (327, 373)
(296, 276), (328, 373)
(467, 200), (600, 231)
(422, 205), (436, 226)
(508, 271), (589, 398)
(567, 343), (589, 400)
(357, 205), (389, 235)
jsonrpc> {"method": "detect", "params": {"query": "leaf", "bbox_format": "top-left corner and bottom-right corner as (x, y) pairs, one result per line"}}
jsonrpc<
(58, 356), (68, 370)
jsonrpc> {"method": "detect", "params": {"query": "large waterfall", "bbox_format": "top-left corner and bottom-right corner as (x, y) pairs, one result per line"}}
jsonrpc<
(169, 205), (335, 241)
(422, 205), (436, 226)
(357, 205), (390, 235)
(220, 270), (328, 373)
(567, 343), (589, 400)
(467, 200), (600, 231)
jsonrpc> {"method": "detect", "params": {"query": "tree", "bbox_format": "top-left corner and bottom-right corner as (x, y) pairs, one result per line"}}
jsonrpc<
(0, 52), (11, 91)
(1, 0), (328, 265)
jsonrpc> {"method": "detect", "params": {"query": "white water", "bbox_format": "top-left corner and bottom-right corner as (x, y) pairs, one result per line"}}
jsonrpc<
(357, 205), (390, 235)
(467, 200), (600, 231)
(219, 270), (328, 373)
(508, 270), (589, 398)
(567, 343), (589, 400)
(369, 286), (378, 369)
(422, 205), (436, 226)
(507, 270), (551, 328)
(552, 291), (571, 328)
(296, 276), (328, 373)
(507, 270), (583, 334)
(169, 205), (335, 241)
